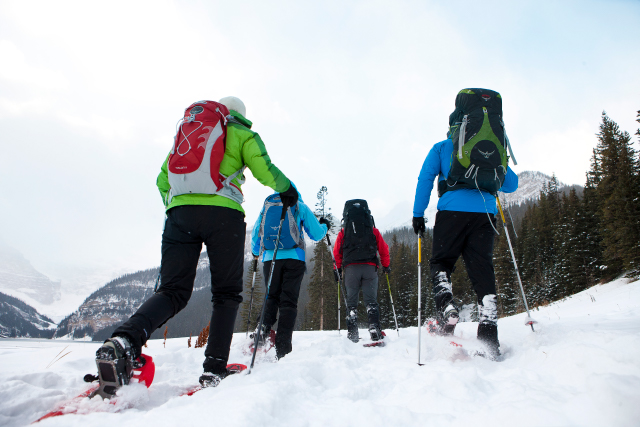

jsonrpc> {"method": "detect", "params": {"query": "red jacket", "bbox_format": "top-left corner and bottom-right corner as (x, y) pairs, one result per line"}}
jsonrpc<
(333, 227), (390, 269)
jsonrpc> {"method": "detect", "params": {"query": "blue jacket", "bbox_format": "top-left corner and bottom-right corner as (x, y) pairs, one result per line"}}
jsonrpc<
(251, 189), (328, 262)
(413, 138), (518, 217)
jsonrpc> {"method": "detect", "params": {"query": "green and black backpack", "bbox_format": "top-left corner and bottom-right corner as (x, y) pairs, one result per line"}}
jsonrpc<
(341, 199), (378, 266)
(438, 88), (517, 197)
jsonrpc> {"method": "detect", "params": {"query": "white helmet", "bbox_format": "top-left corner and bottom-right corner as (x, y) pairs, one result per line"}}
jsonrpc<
(218, 96), (246, 117)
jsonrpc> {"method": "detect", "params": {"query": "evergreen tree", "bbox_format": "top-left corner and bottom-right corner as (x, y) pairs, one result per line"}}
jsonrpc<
(592, 113), (640, 276)
(304, 186), (340, 330)
(306, 239), (340, 330)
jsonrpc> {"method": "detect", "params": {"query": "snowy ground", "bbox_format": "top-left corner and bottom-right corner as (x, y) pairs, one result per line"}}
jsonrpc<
(1, 277), (639, 427)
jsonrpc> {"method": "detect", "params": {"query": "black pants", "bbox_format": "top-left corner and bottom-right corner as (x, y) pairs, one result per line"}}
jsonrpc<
(430, 210), (496, 311)
(261, 259), (305, 353)
(113, 205), (245, 372)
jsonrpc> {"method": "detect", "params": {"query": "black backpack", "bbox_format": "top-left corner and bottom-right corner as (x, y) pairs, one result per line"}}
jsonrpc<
(341, 199), (378, 266)
(439, 88), (515, 197)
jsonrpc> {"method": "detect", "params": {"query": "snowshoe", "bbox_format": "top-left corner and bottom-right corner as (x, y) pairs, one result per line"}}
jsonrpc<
(363, 331), (386, 347)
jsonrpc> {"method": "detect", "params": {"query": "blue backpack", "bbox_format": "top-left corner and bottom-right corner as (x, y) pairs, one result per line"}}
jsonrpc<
(259, 194), (304, 252)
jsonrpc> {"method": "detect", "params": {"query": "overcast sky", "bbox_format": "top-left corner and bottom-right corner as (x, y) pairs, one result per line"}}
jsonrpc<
(1, 0), (638, 286)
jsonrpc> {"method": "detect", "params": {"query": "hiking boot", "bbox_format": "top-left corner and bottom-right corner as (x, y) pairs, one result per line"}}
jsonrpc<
(94, 336), (140, 398)
(428, 301), (459, 336)
(275, 329), (293, 360)
(477, 322), (501, 360)
(199, 371), (228, 388)
(346, 308), (359, 343)
(368, 323), (384, 341)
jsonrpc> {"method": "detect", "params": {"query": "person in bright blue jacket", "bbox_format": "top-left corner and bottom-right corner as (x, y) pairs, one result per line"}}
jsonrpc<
(412, 95), (518, 359)
(250, 184), (329, 359)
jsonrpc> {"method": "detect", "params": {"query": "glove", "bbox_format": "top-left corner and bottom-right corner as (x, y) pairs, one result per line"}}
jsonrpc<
(319, 217), (332, 231)
(333, 268), (341, 282)
(412, 216), (426, 235)
(279, 184), (299, 211)
(383, 266), (391, 274)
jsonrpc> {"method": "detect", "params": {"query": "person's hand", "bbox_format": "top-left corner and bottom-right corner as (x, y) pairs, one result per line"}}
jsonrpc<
(279, 184), (299, 211)
(333, 268), (341, 282)
(319, 217), (332, 231)
(412, 216), (426, 235)
(383, 266), (391, 274)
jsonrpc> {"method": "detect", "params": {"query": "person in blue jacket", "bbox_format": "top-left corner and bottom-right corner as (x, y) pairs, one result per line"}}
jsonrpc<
(412, 93), (518, 358)
(250, 184), (329, 359)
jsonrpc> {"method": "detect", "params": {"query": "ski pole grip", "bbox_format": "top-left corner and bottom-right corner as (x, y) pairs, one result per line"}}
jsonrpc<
(252, 258), (258, 271)
(326, 234), (332, 246)
(280, 207), (287, 221)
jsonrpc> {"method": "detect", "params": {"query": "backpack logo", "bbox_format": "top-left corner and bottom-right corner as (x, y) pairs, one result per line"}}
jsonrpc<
(482, 94), (491, 101)
(479, 149), (494, 159)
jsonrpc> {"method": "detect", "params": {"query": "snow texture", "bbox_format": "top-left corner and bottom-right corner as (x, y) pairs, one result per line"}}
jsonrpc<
(1, 278), (639, 427)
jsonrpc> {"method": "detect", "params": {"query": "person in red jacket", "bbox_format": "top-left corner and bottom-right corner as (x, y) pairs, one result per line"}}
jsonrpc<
(333, 200), (390, 343)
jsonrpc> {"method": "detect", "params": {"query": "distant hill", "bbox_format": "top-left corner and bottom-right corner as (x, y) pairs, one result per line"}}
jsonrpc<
(0, 291), (56, 338)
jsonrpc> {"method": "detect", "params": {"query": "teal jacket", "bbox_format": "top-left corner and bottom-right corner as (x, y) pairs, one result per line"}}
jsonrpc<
(251, 189), (328, 262)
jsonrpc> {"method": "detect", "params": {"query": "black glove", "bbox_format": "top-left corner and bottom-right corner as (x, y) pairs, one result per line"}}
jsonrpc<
(412, 216), (426, 235)
(333, 268), (341, 282)
(383, 266), (391, 274)
(279, 184), (299, 211)
(319, 217), (332, 231)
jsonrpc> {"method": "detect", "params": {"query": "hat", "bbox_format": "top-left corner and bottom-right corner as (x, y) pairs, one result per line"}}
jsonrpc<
(218, 96), (246, 117)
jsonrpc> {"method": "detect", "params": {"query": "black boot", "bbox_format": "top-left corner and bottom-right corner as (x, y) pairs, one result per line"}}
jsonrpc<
(346, 307), (359, 343)
(477, 295), (500, 359)
(366, 304), (383, 341)
(95, 335), (141, 398)
(477, 323), (500, 360)
(200, 356), (229, 388)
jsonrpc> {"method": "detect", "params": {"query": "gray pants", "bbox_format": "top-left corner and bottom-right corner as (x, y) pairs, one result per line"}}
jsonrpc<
(344, 264), (378, 308)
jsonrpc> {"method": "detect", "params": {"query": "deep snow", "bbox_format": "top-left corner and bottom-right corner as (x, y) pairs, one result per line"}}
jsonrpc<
(1, 277), (639, 427)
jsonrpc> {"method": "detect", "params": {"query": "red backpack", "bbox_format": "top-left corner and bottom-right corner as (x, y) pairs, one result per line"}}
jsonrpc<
(166, 100), (245, 204)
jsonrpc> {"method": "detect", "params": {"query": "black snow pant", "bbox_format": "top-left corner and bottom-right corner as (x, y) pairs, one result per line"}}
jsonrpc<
(430, 210), (497, 313)
(261, 259), (306, 357)
(113, 205), (245, 374)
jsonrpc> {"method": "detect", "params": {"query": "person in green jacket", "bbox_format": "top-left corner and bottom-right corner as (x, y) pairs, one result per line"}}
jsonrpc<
(95, 96), (299, 394)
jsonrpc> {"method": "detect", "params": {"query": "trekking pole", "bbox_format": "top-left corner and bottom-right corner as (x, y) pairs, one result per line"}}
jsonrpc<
(497, 197), (536, 332)
(248, 208), (287, 373)
(385, 274), (400, 336)
(417, 232), (424, 365)
(245, 257), (259, 339)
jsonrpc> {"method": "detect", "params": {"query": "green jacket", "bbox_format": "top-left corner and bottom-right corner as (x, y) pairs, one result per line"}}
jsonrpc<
(156, 110), (291, 214)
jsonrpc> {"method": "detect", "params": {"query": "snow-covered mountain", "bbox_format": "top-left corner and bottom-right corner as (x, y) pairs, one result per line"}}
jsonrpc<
(0, 291), (56, 338)
(502, 170), (565, 206)
(2, 276), (638, 427)
(0, 243), (61, 306)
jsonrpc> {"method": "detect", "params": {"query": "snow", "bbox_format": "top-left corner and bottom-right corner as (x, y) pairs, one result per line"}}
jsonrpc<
(1, 277), (639, 427)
